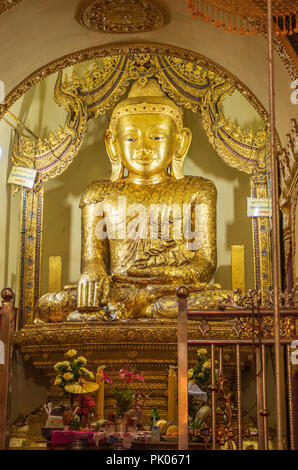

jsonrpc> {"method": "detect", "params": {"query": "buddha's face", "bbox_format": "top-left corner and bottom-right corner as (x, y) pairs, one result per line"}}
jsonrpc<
(115, 113), (178, 177)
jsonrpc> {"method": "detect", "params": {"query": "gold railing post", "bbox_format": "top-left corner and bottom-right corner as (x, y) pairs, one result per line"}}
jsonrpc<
(256, 346), (265, 450)
(236, 345), (242, 450)
(177, 286), (189, 450)
(168, 366), (178, 423)
(286, 344), (295, 449)
(267, 0), (283, 449)
(261, 344), (270, 450)
(0, 288), (15, 450)
(210, 344), (217, 450)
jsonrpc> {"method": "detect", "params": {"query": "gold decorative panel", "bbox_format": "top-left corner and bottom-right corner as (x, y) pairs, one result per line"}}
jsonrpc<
(79, 0), (165, 34)
(250, 172), (272, 298)
(19, 186), (43, 327)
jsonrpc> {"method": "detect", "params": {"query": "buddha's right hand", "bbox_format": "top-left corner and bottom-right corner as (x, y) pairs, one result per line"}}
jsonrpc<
(77, 272), (111, 309)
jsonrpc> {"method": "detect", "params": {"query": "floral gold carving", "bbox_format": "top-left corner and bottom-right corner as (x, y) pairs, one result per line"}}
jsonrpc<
(0, 44), (271, 122)
(79, 0), (165, 34)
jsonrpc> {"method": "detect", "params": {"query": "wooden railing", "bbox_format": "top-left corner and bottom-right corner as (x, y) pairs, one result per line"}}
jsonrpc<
(177, 286), (298, 450)
(0, 288), (15, 450)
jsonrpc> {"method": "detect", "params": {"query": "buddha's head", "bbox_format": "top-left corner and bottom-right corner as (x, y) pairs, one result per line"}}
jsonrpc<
(105, 79), (191, 182)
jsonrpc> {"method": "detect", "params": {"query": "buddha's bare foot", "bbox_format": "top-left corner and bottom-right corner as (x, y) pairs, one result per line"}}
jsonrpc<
(36, 288), (77, 322)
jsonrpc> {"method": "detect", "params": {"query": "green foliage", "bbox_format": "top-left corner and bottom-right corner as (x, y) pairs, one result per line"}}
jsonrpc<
(69, 415), (80, 430)
(113, 387), (134, 417)
(188, 349), (211, 392)
(190, 420), (204, 429)
(150, 407), (160, 427)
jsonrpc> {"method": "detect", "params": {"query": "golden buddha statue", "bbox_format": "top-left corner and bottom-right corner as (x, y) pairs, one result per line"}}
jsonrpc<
(37, 79), (228, 322)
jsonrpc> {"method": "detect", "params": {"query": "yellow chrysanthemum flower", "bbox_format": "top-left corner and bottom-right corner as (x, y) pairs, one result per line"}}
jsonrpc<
(88, 371), (94, 380)
(80, 367), (89, 375)
(77, 356), (87, 364)
(188, 368), (194, 379)
(54, 362), (62, 370)
(203, 360), (211, 369)
(65, 349), (77, 358)
(197, 348), (208, 356)
(54, 377), (62, 386)
(61, 361), (70, 367)
(63, 372), (74, 381)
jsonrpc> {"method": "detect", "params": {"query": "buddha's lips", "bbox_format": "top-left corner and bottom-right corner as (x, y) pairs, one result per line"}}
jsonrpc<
(134, 152), (156, 164)
(136, 159), (154, 165)
(135, 156), (156, 164)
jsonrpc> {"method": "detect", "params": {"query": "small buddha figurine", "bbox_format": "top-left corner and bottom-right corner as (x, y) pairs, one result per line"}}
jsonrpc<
(37, 79), (228, 322)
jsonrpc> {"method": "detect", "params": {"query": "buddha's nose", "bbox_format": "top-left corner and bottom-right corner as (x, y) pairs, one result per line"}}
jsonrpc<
(135, 150), (150, 161)
(136, 135), (150, 155)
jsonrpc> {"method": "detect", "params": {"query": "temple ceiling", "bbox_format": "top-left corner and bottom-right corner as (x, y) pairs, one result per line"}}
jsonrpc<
(0, 0), (296, 63)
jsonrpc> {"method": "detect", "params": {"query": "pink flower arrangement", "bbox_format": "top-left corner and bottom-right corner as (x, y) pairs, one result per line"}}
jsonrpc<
(101, 369), (113, 384)
(112, 368), (147, 417)
(119, 368), (144, 384)
(96, 367), (148, 418)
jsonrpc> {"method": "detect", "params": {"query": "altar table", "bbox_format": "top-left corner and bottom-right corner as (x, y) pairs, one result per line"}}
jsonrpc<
(49, 430), (208, 450)
(51, 430), (149, 448)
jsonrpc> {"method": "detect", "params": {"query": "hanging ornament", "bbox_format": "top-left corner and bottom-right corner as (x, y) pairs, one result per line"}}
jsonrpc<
(185, 0), (298, 36)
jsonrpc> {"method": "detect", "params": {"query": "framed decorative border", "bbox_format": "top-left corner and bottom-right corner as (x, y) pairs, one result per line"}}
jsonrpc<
(250, 172), (273, 298)
(19, 186), (43, 327)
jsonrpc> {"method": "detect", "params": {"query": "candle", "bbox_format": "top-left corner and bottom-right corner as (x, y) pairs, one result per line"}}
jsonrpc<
(231, 245), (245, 293)
(48, 256), (62, 292)
(95, 366), (105, 419)
(168, 366), (178, 423)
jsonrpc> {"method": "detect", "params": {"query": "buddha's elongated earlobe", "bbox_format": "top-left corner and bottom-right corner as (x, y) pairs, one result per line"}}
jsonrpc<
(171, 154), (186, 180)
(171, 127), (192, 180)
(105, 130), (123, 181)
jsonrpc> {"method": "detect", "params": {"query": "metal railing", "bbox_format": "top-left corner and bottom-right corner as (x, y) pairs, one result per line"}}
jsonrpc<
(0, 288), (15, 450)
(177, 287), (298, 450)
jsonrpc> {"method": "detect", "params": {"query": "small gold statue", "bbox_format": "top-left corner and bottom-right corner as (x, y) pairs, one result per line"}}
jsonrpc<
(37, 79), (228, 322)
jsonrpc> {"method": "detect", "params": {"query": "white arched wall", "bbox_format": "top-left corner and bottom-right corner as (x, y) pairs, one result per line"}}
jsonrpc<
(0, 0), (296, 143)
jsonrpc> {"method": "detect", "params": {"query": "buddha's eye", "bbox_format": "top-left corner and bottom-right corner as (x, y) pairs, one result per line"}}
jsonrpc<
(125, 137), (137, 142)
(150, 136), (163, 141)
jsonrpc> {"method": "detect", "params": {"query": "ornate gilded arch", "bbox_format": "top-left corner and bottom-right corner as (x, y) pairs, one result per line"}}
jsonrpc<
(2, 43), (277, 324)
(11, 51), (269, 182)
